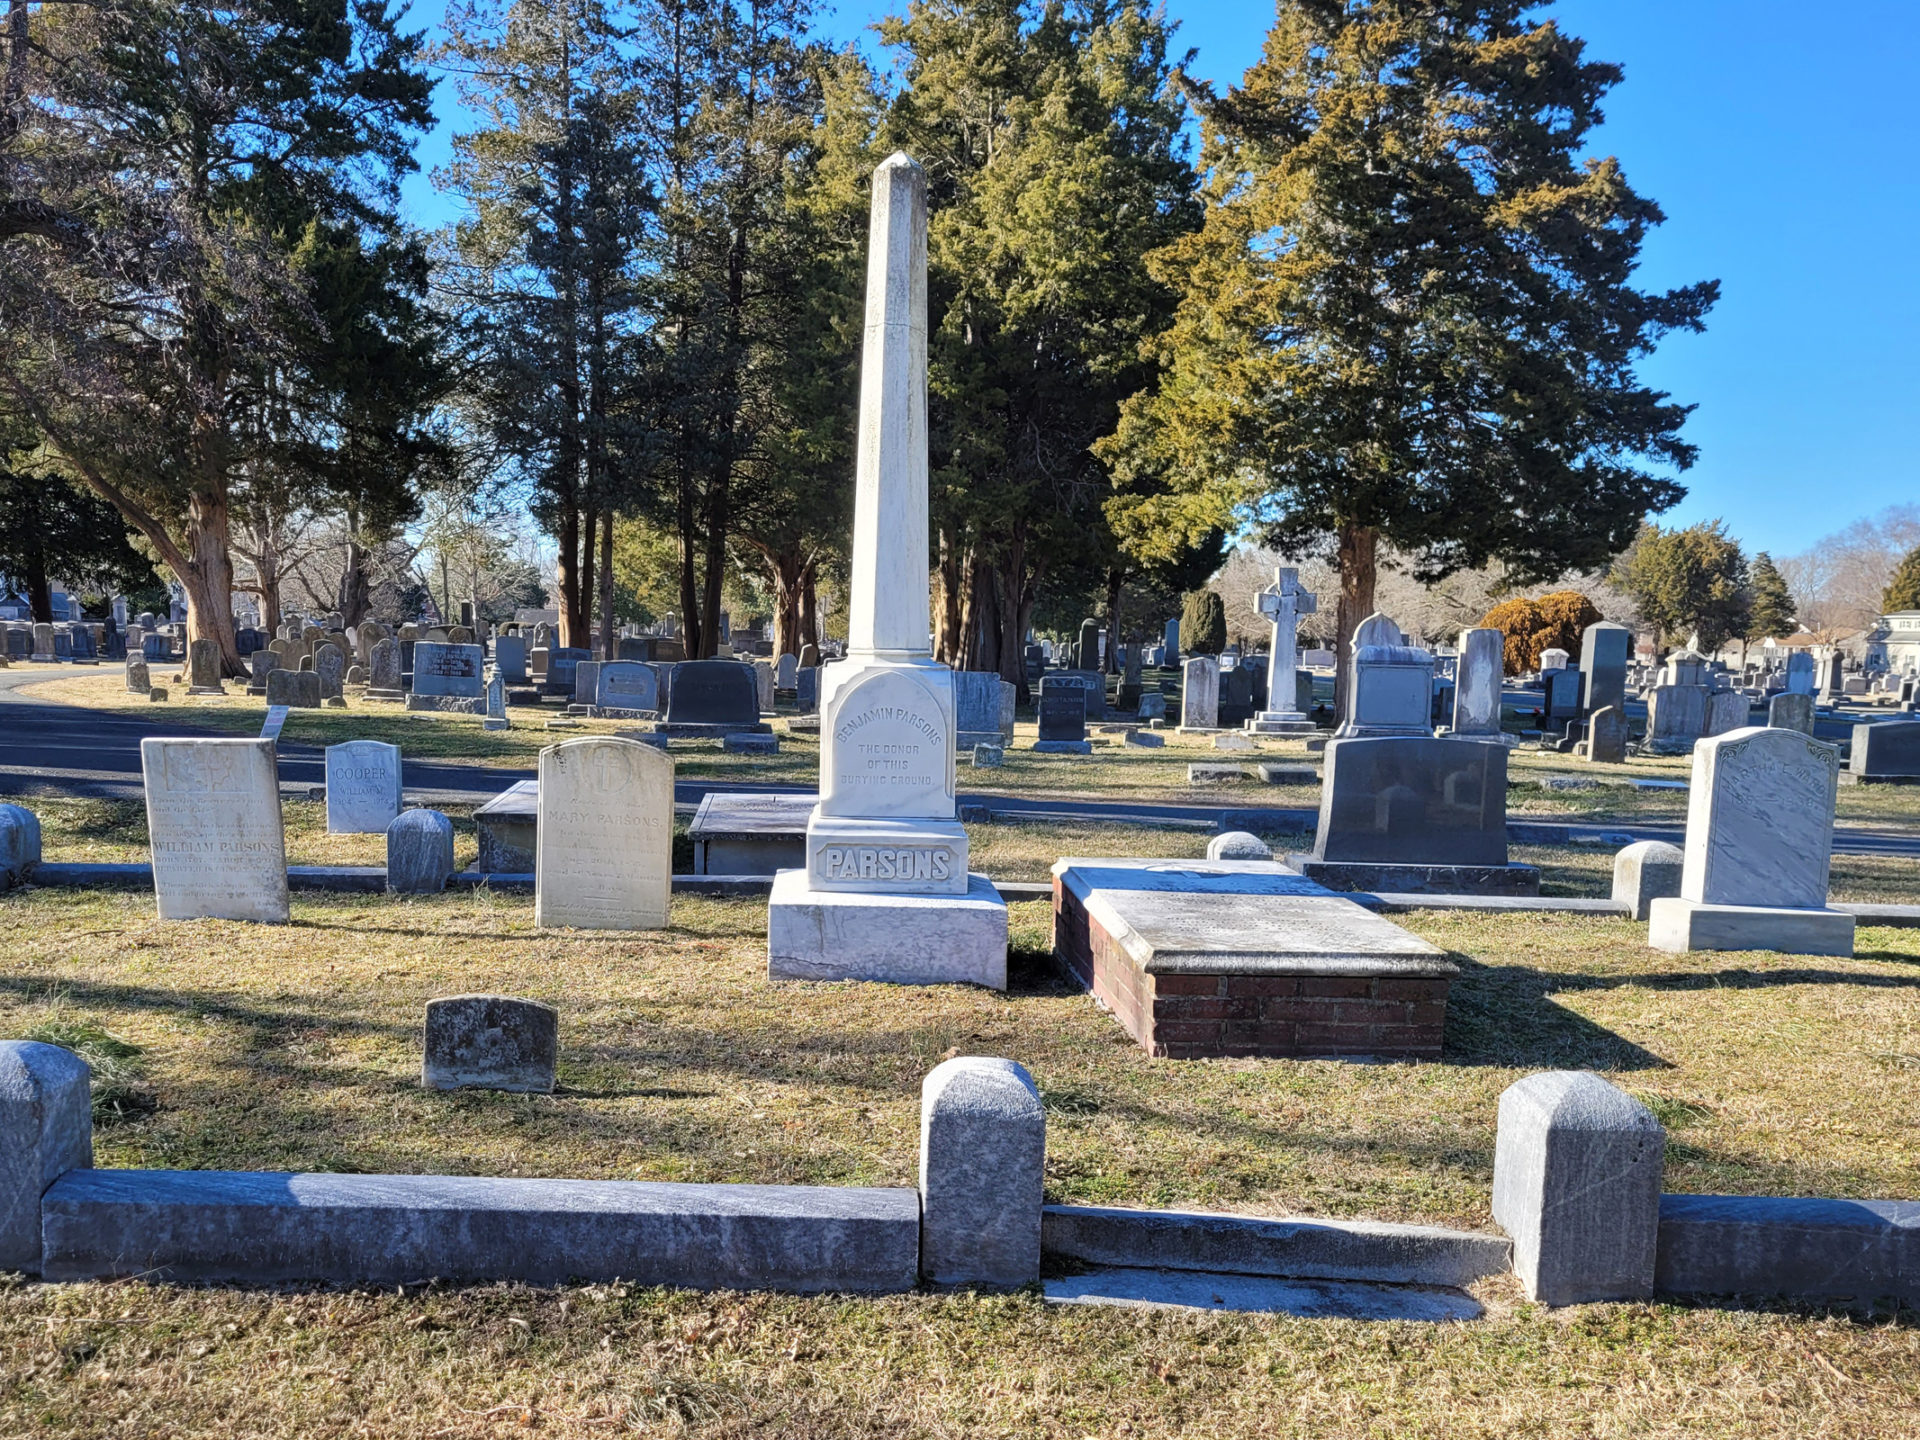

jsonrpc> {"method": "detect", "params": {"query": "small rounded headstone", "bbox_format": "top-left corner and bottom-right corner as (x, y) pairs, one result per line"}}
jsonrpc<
(1611, 839), (1684, 921)
(148, 686), (169, 702)
(1206, 830), (1272, 862)
(972, 744), (1004, 768)
(0, 802), (43, 885)
(387, 808), (455, 895)
(422, 995), (558, 1093)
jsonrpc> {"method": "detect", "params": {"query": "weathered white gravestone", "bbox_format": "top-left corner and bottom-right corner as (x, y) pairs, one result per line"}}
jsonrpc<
(1450, 626), (1504, 738)
(1648, 725), (1852, 956)
(535, 737), (673, 930)
(186, 638), (224, 695)
(140, 738), (289, 922)
(768, 154), (1007, 987)
(1336, 612), (1434, 739)
(1178, 655), (1219, 730)
(325, 740), (402, 834)
(1246, 567), (1316, 736)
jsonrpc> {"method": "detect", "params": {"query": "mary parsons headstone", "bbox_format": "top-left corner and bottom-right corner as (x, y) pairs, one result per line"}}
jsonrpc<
(535, 737), (673, 930)
(140, 738), (289, 923)
(325, 740), (402, 834)
(1648, 725), (1852, 955)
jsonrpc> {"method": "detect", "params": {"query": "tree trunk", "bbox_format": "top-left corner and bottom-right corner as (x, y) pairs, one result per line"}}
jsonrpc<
(677, 473), (701, 658)
(1104, 567), (1124, 675)
(998, 540), (1030, 703)
(23, 538), (51, 622)
(934, 529), (965, 665)
(700, 472), (727, 660)
(598, 507), (616, 660)
(556, 500), (583, 649)
(766, 549), (804, 658)
(578, 506), (597, 652)
(1333, 518), (1379, 720)
(183, 485), (244, 675)
(798, 569), (819, 654)
(336, 533), (371, 629)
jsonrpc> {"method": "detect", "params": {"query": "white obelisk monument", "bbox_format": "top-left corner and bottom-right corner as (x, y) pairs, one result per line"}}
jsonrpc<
(1247, 566), (1317, 735)
(766, 154), (1009, 987)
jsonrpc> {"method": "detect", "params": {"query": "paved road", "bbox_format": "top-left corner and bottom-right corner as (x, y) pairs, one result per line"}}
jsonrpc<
(4, 666), (1916, 858)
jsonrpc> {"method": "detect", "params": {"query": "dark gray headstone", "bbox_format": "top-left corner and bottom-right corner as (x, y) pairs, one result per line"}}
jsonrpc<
(1579, 621), (1631, 716)
(545, 646), (591, 697)
(1037, 680), (1087, 742)
(1310, 736), (1510, 867)
(663, 659), (759, 727)
(412, 642), (484, 698)
(1851, 720), (1920, 779)
(421, 995), (557, 1094)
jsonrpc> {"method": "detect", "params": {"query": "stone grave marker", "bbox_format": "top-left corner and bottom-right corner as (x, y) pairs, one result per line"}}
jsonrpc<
(535, 737), (674, 930)
(140, 738), (289, 923)
(388, 808), (455, 893)
(1034, 679), (1091, 754)
(1179, 655), (1219, 730)
(1849, 719), (1920, 782)
(1336, 613), (1433, 739)
(124, 657), (150, 694)
(407, 642), (485, 711)
(796, 666), (819, 712)
(1703, 689), (1749, 738)
(325, 740), (402, 834)
(246, 650), (279, 695)
(1289, 736), (1536, 894)
(494, 633), (528, 684)
(265, 668), (321, 708)
(662, 659), (762, 733)
(753, 658), (775, 712)
(1585, 705), (1627, 763)
(1579, 622), (1631, 717)
(1450, 626), (1503, 737)
(955, 670), (1013, 748)
(1539, 648), (1570, 671)
(1645, 683), (1707, 754)
(776, 653), (799, 691)
(1768, 691), (1815, 734)
(422, 995), (558, 1094)
(313, 642), (346, 702)
(1649, 725), (1850, 955)
(186, 638), (224, 695)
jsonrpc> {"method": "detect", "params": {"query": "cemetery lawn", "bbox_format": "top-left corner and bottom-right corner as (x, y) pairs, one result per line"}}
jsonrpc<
(21, 671), (1920, 826)
(4, 891), (1920, 1435)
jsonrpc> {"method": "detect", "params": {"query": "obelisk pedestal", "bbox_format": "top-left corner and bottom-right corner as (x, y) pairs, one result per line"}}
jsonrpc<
(767, 153), (1008, 988)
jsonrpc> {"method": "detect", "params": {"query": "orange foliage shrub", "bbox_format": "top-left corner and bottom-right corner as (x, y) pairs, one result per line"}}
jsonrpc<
(1480, 591), (1605, 675)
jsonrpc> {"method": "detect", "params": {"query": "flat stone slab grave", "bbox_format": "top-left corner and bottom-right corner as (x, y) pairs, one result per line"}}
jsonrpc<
(1051, 857), (1457, 1060)
(691, 792), (816, 875)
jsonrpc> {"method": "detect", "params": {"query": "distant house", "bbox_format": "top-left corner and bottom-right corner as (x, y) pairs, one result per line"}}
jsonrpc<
(1869, 612), (1920, 672)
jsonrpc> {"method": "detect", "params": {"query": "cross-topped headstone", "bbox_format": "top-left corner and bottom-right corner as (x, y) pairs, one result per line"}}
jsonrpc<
(1247, 566), (1318, 735)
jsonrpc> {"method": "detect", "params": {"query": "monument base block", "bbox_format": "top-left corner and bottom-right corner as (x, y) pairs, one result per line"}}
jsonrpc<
(803, 814), (969, 895)
(1287, 858), (1542, 897)
(1647, 898), (1855, 957)
(405, 694), (485, 714)
(1031, 739), (1092, 755)
(651, 721), (772, 738)
(1246, 711), (1316, 736)
(767, 869), (1009, 988)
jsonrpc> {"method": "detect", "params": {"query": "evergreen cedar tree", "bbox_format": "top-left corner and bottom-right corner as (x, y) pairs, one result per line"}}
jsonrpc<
(1480, 592), (1603, 675)
(1882, 545), (1920, 614)
(1746, 551), (1798, 640)
(1611, 519), (1752, 652)
(1096, 0), (1715, 706)
(0, 1), (435, 676)
(1180, 590), (1228, 656)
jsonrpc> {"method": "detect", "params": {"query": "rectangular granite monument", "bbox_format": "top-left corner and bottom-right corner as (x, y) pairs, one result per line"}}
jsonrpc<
(1648, 725), (1853, 956)
(767, 153), (1008, 987)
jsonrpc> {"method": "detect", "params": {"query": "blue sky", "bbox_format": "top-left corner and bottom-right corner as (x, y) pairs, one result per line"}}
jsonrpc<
(398, 0), (1920, 561)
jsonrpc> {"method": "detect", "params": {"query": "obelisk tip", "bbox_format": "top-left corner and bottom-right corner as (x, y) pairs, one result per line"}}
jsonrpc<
(876, 151), (922, 176)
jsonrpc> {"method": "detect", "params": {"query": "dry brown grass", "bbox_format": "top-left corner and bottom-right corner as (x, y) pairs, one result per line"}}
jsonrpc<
(3, 887), (1919, 1436)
